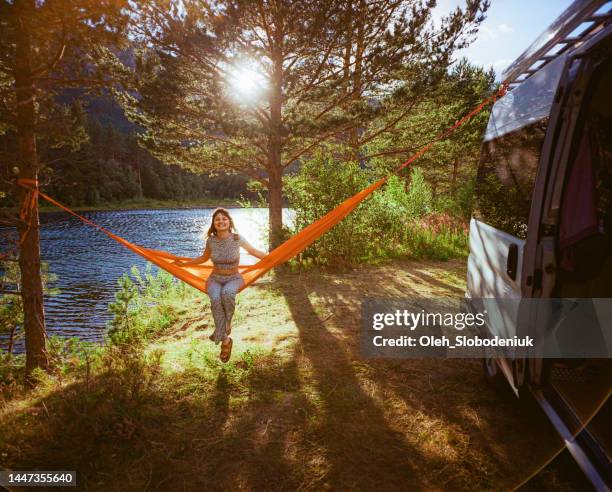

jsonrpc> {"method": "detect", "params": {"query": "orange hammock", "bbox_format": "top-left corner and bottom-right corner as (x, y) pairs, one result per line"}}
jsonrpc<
(16, 83), (507, 293)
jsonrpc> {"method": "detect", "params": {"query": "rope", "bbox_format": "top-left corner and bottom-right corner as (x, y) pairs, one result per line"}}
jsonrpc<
(393, 81), (508, 175)
(0, 178), (39, 261)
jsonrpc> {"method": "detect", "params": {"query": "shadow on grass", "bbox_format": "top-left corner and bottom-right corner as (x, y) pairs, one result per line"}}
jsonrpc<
(1, 260), (565, 491)
(278, 278), (430, 491)
(1, 347), (320, 491)
(274, 266), (564, 490)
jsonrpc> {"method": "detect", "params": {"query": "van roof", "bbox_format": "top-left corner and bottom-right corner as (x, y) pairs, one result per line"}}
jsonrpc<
(502, 0), (611, 89)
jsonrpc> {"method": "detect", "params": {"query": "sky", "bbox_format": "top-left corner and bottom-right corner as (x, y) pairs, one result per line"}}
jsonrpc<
(434, 0), (576, 79)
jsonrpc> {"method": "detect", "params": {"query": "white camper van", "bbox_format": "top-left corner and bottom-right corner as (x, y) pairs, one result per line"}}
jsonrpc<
(465, 0), (611, 488)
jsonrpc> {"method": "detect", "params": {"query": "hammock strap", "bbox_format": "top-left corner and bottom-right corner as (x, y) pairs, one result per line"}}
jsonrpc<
(17, 184), (214, 293)
(0, 178), (40, 260)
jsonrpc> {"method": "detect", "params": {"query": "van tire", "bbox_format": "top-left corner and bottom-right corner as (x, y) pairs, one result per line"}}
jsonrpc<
(482, 357), (505, 388)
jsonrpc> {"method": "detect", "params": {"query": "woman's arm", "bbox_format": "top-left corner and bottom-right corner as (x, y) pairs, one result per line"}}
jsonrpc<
(240, 237), (267, 259)
(175, 243), (211, 265)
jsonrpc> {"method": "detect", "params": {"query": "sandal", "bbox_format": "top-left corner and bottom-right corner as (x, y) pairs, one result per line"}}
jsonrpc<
(220, 337), (233, 363)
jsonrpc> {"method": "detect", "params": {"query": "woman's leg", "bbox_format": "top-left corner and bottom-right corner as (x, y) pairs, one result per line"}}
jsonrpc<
(207, 276), (228, 344)
(220, 275), (244, 331)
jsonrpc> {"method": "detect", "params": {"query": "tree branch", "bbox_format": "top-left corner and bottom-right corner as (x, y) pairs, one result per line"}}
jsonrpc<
(282, 121), (360, 167)
(358, 98), (420, 146)
(361, 144), (421, 160)
(169, 118), (267, 166)
(34, 77), (111, 88)
(31, 23), (67, 78)
(291, 31), (341, 108)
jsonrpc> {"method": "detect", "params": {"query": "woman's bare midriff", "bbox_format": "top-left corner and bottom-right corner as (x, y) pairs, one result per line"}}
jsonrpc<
(212, 267), (239, 275)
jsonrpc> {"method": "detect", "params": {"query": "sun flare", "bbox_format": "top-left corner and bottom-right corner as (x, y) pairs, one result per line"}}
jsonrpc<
(228, 61), (267, 100)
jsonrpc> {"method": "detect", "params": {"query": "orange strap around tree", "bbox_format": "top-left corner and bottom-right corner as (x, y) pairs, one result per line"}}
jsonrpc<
(0, 177), (39, 261)
(15, 82), (508, 293)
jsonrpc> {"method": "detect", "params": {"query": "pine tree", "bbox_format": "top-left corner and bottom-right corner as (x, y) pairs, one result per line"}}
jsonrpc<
(370, 59), (496, 216)
(0, 0), (130, 379)
(123, 0), (489, 246)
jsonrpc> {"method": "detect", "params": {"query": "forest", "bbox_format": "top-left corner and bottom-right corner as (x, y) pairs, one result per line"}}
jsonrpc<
(1, 0), (496, 376)
(0, 95), (252, 207)
(1, 0), (601, 489)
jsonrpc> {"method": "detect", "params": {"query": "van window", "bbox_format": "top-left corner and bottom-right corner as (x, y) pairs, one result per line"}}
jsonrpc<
(474, 118), (547, 238)
(484, 54), (566, 142)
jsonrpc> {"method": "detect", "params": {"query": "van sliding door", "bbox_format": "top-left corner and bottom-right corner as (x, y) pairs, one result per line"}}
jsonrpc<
(469, 121), (544, 364)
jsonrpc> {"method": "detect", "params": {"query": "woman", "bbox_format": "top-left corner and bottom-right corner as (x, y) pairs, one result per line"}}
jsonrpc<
(177, 208), (266, 362)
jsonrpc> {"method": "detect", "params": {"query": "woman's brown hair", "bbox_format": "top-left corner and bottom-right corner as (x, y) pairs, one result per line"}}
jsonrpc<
(207, 208), (238, 238)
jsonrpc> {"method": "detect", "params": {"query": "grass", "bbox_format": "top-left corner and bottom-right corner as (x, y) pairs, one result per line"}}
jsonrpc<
(0, 259), (568, 490)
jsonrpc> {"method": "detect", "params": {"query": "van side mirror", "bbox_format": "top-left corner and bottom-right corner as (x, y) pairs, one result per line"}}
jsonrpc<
(507, 243), (519, 281)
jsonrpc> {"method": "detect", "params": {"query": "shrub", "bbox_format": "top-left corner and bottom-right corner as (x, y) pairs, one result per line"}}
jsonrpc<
(0, 258), (59, 356)
(107, 264), (196, 346)
(434, 176), (476, 220)
(285, 154), (373, 267)
(286, 154), (462, 266)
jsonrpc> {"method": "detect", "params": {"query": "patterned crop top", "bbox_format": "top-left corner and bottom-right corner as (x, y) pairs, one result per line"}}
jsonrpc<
(206, 234), (251, 269)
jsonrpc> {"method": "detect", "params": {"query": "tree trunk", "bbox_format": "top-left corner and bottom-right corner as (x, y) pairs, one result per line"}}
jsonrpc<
(267, 163), (283, 248)
(349, 0), (365, 160)
(451, 156), (459, 195)
(267, 25), (284, 249)
(15, 0), (48, 378)
(267, 95), (283, 248)
(342, 7), (355, 161)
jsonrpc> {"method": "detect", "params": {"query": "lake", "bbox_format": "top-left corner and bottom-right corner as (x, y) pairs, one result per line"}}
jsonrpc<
(2, 207), (293, 351)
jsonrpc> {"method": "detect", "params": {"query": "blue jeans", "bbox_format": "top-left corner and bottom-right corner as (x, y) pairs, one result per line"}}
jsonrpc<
(206, 273), (244, 343)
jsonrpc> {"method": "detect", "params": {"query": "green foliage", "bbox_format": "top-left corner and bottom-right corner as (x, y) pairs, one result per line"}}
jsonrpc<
(122, 0), (489, 242)
(107, 274), (140, 345)
(403, 168), (434, 218)
(286, 152), (466, 266)
(107, 264), (195, 346)
(367, 59), (496, 220)
(1, 262), (194, 401)
(0, 259), (59, 356)
(237, 180), (267, 209)
(286, 153), (371, 267)
(363, 172), (429, 254)
(434, 176), (477, 220)
(402, 216), (469, 260)
(45, 335), (104, 379)
(0, 350), (24, 400)
(0, 0), (133, 206)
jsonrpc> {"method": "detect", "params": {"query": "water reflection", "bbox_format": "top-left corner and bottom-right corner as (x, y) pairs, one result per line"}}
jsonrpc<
(2, 207), (293, 351)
